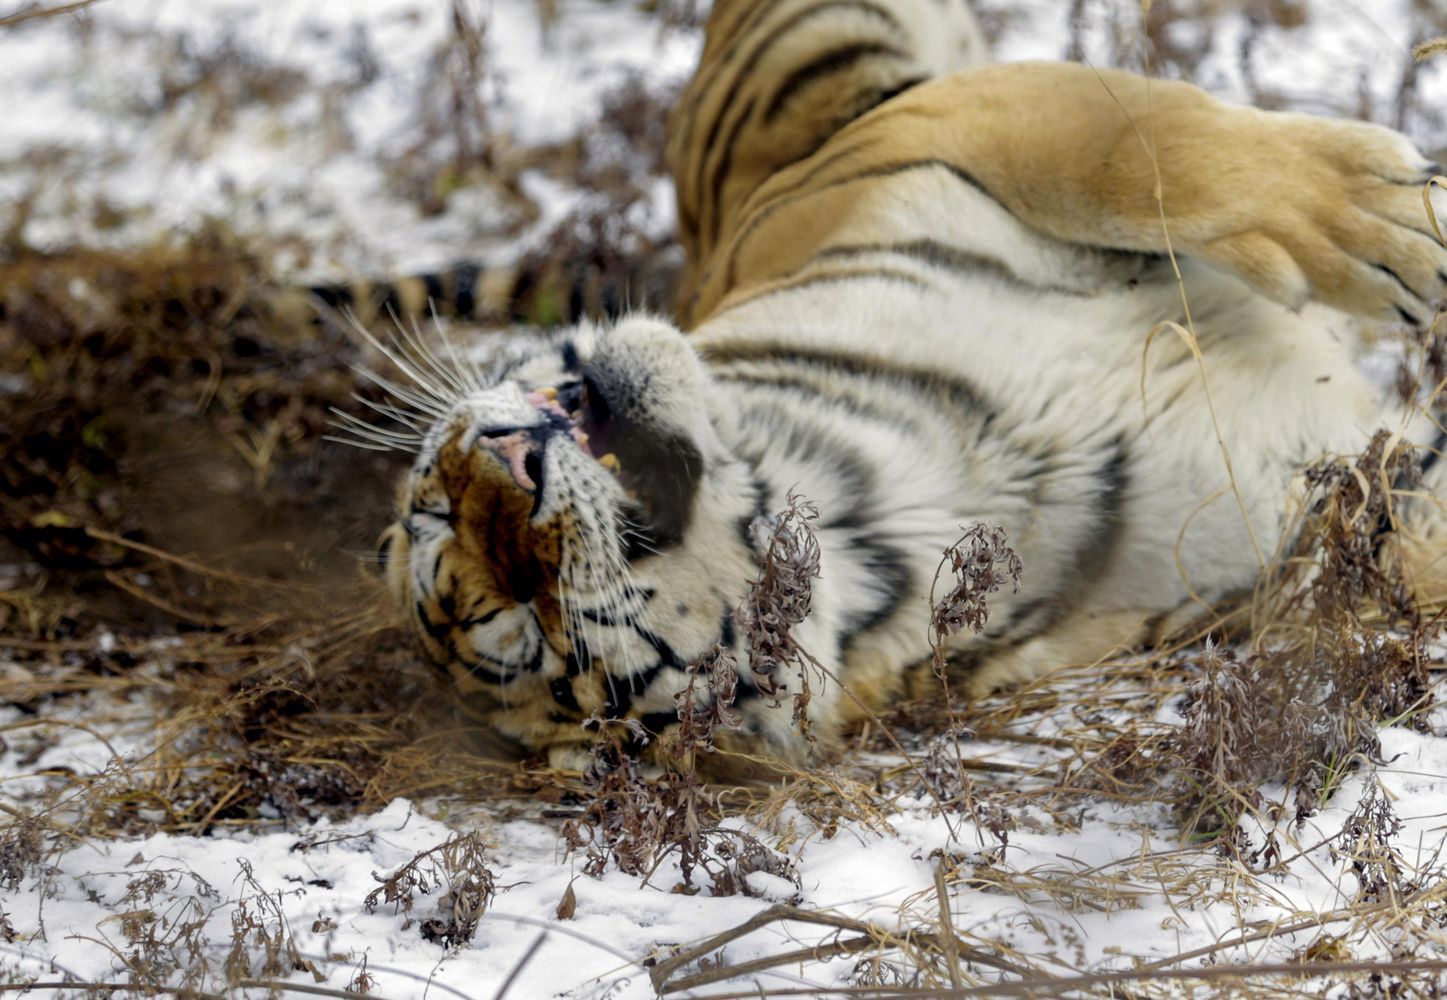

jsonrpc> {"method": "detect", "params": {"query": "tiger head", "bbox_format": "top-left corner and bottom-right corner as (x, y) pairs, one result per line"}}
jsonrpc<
(375, 317), (763, 763)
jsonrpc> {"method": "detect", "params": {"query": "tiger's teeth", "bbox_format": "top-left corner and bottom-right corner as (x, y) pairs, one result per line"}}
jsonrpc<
(599, 453), (621, 474)
(536, 386), (558, 400)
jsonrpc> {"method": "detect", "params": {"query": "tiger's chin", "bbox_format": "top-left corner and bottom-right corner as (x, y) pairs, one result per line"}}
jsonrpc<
(375, 317), (762, 763)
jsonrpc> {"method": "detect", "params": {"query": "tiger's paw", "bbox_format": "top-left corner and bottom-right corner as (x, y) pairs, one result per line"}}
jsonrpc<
(1195, 114), (1446, 325)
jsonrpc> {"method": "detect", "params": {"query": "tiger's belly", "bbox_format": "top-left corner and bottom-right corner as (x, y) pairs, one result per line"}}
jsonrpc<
(696, 250), (1387, 685)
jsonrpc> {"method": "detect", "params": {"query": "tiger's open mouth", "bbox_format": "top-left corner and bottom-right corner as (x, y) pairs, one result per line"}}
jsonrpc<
(466, 362), (703, 560)
(522, 378), (636, 501)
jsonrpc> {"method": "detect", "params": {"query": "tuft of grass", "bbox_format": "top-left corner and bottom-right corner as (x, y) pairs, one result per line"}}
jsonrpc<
(1106, 430), (1442, 843)
(363, 831), (496, 948)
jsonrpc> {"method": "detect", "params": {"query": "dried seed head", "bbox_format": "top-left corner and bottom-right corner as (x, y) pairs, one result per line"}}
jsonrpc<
(929, 524), (1023, 672)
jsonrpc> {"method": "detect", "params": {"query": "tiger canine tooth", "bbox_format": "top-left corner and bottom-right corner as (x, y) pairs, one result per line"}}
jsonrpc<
(599, 453), (621, 474)
(536, 386), (558, 400)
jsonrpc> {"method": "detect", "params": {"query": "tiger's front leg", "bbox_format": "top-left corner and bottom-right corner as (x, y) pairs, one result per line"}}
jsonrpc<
(905, 63), (1447, 321)
(706, 62), (1447, 323)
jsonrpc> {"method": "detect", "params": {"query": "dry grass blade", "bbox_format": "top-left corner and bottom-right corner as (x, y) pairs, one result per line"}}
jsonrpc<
(675, 957), (1447, 998)
(0, 0), (102, 28)
(491, 929), (549, 1000)
(648, 903), (1029, 994)
(1141, 319), (1266, 570)
(0, 983), (399, 1000)
(1427, 176), (1446, 246)
(1413, 37), (1447, 62)
(933, 860), (962, 991)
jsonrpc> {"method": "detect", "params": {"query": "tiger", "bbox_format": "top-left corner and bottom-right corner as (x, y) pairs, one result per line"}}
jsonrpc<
(371, 0), (1447, 770)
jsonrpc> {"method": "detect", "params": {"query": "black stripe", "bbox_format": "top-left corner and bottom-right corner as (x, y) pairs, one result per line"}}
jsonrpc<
(690, 0), (903, 208)
(415, 600), (451, 643)
(638, 711), (679, 737)
(378, 284), (403, 321)
(459, 606), (502, 629)
(602, 663), (663, 719)
(839, 539), (911, 653)
(1374, 429), (1447, 547)
(565, 643), (589, 676)
(736, 474), (772, 549)
(719, 369), (915, 433)
(580, 605), (637, 628)
(812, 238), (1088, 296)
(987, 437), (1132, 645)
(764, 41), (908, 123)
(863, 75), (927, 112)
(702, 95), (758, 253)
(1420, 430), (1447, 477)
(722, 266), (930, 311)
(453, 656), (511, 687)
(722, 158), (990, 292)
(566, 263), (586, 323)
(451, 263), (481, 319)
(675, 0), (785, 153)
(704, 340), (992, 418)
(560, 340), (581, 374)
(422, 272), (446, 311)
(720, 613), (738, 650)
(603, 625), (688, 718)
(309, 283), (351, 311)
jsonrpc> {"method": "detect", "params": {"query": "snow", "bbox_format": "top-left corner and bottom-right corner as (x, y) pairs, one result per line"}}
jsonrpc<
(4, 0), (1447, 995)
(7, 667), (1447, 996)
(983, 0), (1447, 147)
(0, 0), (701, 280)
(6, 1), (1439, 281)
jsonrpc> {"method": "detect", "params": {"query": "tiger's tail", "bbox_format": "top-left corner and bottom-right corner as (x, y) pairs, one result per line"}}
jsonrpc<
(275, 240), (683, 331)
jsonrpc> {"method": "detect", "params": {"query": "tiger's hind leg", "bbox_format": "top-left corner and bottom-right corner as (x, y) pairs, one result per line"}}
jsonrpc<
(666, 0), (987, 325)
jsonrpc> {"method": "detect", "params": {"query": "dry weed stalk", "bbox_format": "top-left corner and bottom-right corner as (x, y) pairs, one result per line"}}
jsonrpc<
(929, 523), (1023, 674)
(738, 493), (822, 730)
(560, 497), (824, 896)
(224, 859), (321, 982)
(560, 718), (798, 898)
(363, 830), (495, 947)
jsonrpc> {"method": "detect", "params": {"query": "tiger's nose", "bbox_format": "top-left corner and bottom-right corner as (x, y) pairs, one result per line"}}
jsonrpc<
(475, 426), (549, 493)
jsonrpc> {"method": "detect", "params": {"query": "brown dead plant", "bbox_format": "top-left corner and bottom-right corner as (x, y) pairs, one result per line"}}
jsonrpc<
(363, 830), (496, 948)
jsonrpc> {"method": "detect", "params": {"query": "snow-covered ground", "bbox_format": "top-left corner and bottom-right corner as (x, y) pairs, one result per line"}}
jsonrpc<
(4, 0), (1443, 280)
(7, 670), (1447, 996)
(0, 0), (701, 280)
(4, 0), (1447, 996)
